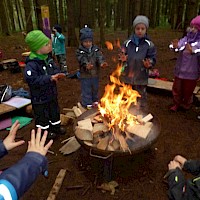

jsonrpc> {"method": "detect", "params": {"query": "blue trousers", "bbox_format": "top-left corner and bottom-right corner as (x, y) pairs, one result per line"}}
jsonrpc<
(80, 77), (99, 107)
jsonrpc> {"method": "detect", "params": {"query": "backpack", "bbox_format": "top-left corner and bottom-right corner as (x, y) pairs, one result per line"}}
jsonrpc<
(0, 85), (12, 103)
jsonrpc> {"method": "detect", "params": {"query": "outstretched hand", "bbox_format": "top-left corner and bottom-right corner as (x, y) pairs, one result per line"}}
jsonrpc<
(27, 128), (53, 156)
(51, 73), (66, 82)
(174, 155), (187, 168)
(168, 160), (181, 170)
(3, 120), (25, 151)
(143, 58), (152, 68)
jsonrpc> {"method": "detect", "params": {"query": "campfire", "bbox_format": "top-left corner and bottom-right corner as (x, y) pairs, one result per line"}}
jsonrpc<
(74, 61), (155, 154)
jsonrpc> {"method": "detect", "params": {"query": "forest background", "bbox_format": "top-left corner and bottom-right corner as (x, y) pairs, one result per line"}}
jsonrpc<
(0, 0), (200, 47)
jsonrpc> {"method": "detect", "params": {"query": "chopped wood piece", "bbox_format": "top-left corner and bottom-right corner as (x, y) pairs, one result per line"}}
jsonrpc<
(93, 115), (103, 122)
(96, 135), (110, 150)
(63, 108), (73, 112)
(77, 102), (87, 113)
(77, 118), (93, 132)
(142, 113), (153, 123)
(47, 169), (67, 200)
(59, 136), (81, 154)
(65, 111), (76, 119)
(83, 111), (100, 120)
(126, 122), (153, 138)
(75, 127), (93, 141)
(60, 114), (71, 125)
(92, 123), (109, 134)
(72, 106), (82, 117)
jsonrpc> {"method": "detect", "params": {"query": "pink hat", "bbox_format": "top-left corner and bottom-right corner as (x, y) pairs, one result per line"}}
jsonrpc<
(190, 15), (200, 31)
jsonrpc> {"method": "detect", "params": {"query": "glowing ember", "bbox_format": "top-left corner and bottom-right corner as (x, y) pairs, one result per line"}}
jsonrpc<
(98, 64), (141, 134)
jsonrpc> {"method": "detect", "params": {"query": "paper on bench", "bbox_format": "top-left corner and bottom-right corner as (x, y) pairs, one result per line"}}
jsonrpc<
(2, 96), (31, 109)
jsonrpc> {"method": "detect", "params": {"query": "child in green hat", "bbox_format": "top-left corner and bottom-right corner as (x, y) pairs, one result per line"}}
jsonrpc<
(24, 30), (66, 139)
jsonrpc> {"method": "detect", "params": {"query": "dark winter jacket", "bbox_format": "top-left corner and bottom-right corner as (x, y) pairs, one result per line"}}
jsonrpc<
(0, 141), (48, 200)
(168, 160), (200, 200)
(24, 57), (60, 104)
(76, 44), (105, 78)
(121, 34), (156, 85)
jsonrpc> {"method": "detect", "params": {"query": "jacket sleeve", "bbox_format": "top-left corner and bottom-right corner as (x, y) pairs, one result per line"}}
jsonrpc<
(25, 62), (52, 86)
(0, 152), (48, 199)
(96, 48), (105, 65)
(55, 32), (65, 42)
(183, 160), (200, 176)
(167, 168), (185, 200)
(146, 41), (156, 67)
(76, 49), (88, 70)
(0, 141), (8, 159)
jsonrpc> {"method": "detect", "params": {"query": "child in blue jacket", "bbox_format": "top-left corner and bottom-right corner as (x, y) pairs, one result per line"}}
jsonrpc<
(0, 120), (53, 200)
(25, 30), (66, 139)
(52, 24), (68, 74)
(76, 26), (108, 109)
(119, 15), (156, 108)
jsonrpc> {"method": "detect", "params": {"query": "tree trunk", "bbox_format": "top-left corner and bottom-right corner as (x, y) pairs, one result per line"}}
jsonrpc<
(23, 0), (34, 32)
(66, 0), (78, 47)
(99, 0), (106, 47)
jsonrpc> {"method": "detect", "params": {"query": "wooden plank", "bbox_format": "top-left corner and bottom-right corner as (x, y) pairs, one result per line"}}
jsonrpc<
(47, 169), (67, 200)
(0, 104), (16, 115)
(148, 78), (200, 94)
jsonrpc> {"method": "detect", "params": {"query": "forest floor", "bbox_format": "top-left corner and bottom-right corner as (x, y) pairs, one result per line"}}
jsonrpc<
(0, 28), (200, 200)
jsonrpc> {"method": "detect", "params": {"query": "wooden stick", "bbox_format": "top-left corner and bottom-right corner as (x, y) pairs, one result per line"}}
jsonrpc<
(63, 108), (73, 111)
(47, 169), (67, 200)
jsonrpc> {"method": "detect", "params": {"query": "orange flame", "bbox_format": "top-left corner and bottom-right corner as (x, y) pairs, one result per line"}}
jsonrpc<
(98, 64), (141, 133)
(105, 41), (113, 50)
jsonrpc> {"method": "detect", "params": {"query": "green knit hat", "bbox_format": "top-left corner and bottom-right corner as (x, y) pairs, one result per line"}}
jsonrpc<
(25, 30), (50, 52)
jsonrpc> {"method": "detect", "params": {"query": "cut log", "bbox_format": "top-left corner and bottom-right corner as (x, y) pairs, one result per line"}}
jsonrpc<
(75, 127), (93, 141)
(59, 136), (81, 154)
(60, 114), (71, 125)
(63, 108), (73, 112)
(96, 135), (110, 150)
(83, 111), (100, 120)
(92, 123), (109, 134)
(126, 122), (153, 139)
(77, 118), (93, 132)
(65, 111), (76, 119)
(77, 102), (87, 113)
(47, 169), (67, 200)
(142, 113), (153, 123)
(72, 106), (82, 117)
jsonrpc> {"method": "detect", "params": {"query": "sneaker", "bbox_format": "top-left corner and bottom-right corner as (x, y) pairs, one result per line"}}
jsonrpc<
(92, 101), (98, 108)
(87, 105), (92, 110)
(170, 105), (179, 112)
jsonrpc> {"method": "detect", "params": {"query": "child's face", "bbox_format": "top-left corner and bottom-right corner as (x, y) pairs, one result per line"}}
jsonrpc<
(190, 25), (198, 33)
(134, 23), (147, 38)
(37, 41), (52, 54)
(82, 40), (92, 49)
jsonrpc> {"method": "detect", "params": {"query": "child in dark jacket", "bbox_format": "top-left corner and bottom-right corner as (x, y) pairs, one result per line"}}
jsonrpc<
(0, 120), (53, 200)
(167, 155), (200, 200)
(52, 24), (68, 74)
(24, 30), (66, 139)
(76, 26), (108, 109)
(119, 15), (156, 108)
(169, 15), (200, 112)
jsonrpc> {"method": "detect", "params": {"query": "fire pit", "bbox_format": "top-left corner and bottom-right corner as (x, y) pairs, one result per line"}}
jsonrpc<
(74, 64), (161, 181)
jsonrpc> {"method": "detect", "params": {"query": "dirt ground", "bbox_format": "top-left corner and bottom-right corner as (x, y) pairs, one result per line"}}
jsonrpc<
(0, 29), (200, 200)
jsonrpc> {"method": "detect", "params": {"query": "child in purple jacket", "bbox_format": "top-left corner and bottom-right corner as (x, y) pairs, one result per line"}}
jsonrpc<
(169, 15), (200, 112)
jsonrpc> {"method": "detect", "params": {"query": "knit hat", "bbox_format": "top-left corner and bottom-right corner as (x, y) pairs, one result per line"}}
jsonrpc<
(25, 30), (50, 52)
(80, 26), (93, 42)
(133, 15), (149, 28)
(53, 24), (62, 33)
(190, 15), (200, 31)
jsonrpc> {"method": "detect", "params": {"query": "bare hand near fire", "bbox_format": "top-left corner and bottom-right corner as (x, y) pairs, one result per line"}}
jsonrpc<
(168, 160), (181, 170)
(3, 120), (25, 151)
(173, 155), (187, 168)
(101, 62), (108, 68)
(27, 128), (53, 156)
(185, 43), (192, 53)
(86, 63), (93, 70)
(118, 52), (128, 62)
(143, 58), (152, 68)
(171, 39), (179, 48)
(51, 73), (65, 82)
